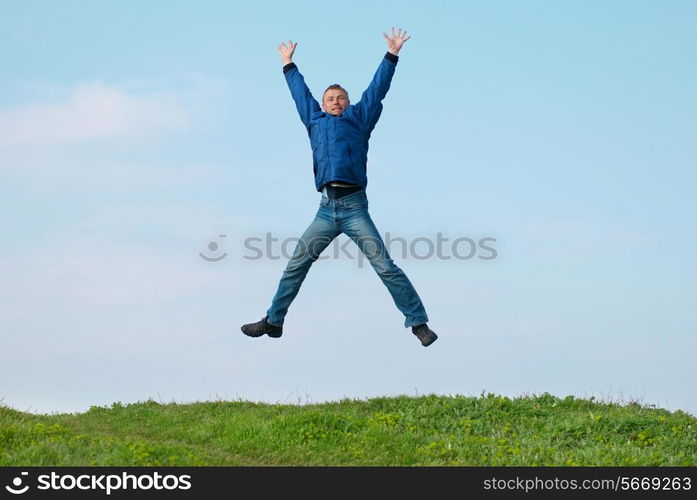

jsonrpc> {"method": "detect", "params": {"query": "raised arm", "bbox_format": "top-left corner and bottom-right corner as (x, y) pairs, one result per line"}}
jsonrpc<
(354, 28), (411, 131)
(278, 40), (320, 131)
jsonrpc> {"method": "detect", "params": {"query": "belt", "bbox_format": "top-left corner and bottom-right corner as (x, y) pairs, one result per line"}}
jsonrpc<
(322, 184), (364, 200)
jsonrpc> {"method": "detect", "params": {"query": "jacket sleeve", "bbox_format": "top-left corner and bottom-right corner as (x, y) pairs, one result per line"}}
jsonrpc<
(283, 63), (321, 131)
(353, 52), (398, 131)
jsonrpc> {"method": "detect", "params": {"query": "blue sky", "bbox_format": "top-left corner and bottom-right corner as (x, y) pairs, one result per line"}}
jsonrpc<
(1, 0), (695, 415)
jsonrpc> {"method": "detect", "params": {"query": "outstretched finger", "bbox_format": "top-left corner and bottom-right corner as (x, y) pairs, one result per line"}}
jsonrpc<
(403, 35), (411, 42)
(391, 27), (395, 37)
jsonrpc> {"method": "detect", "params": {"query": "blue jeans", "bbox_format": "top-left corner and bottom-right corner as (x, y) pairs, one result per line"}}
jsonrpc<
(266, 190), (429, 328)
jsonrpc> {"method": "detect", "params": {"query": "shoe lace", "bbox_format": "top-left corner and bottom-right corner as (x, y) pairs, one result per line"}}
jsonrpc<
(413, 324), (427, 335)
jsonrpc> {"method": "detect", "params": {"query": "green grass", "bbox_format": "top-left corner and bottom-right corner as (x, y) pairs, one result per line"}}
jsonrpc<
(1, 393), (695, 466)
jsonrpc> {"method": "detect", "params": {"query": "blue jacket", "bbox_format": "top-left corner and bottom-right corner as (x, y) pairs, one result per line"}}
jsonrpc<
(283, 52), (399, 192)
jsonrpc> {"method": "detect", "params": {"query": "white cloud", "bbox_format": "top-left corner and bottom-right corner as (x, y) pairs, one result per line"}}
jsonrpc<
(0, 75), (234, 193)
(0, 81), (189, 146)
(0, 198), (264, 318)
(0, 234), (223, 314)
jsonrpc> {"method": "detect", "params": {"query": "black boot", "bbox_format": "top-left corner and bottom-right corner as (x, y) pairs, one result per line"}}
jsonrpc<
(241, 316), (283, 338)
(412, 323), (437, 346)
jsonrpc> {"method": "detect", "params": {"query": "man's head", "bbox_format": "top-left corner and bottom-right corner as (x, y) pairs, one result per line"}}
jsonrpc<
(322, 84), (349, 116)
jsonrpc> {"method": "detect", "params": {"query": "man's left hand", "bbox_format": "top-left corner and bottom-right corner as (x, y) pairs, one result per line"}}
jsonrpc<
(383, 27), (411, 56)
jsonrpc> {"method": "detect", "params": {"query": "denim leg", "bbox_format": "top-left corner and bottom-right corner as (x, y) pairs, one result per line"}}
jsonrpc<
(340, 207), (429, 328)
(266, 206), (340, 326)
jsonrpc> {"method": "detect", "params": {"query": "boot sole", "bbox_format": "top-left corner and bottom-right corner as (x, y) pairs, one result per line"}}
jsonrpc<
(241, 329), (283, 338)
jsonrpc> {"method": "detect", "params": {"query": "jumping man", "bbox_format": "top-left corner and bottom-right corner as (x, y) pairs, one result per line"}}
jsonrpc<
(241, 28), (438, 347)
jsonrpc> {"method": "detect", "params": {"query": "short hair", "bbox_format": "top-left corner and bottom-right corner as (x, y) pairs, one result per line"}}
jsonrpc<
(323, 84), (349, 100)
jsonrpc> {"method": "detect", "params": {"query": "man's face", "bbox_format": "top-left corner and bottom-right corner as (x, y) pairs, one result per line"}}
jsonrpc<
(322, 89), (349, 116)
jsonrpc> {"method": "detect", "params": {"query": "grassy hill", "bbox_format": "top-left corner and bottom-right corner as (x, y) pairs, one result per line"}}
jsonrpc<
(1, 393), (695, 466)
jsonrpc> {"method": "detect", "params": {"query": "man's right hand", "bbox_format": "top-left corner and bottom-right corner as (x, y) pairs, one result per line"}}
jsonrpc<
(278, 40), (298, 65)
